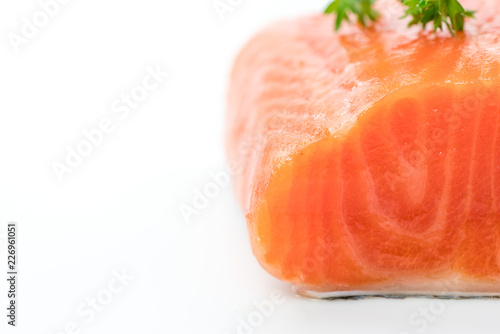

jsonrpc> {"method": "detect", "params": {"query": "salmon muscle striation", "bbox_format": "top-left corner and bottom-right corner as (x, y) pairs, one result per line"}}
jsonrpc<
(226, 0), (500, 297)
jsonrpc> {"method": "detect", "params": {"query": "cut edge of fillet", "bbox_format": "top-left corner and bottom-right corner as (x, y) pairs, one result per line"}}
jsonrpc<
(246, 80), (500, 293)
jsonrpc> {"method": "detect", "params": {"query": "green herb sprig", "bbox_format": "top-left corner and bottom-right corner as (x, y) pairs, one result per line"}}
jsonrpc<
(324, 0), (379, 31)
(402, 0), (475, 36)
(324, 0), (475, 36)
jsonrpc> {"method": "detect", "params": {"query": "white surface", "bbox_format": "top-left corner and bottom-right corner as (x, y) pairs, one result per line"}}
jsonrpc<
(0, 0), (498, 333)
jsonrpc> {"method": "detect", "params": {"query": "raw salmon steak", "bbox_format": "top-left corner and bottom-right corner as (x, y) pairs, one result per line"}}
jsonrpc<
(226, 0), (500, 298)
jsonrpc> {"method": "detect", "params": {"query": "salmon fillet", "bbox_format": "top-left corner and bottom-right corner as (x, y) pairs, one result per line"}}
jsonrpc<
(226, 0), (500, 297)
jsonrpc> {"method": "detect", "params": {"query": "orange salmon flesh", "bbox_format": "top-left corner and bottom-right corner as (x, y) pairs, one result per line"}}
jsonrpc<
(226, 0), (500, 295)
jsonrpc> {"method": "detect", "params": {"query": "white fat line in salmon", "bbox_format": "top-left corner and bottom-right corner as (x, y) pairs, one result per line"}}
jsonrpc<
(384, 82), (497, 189)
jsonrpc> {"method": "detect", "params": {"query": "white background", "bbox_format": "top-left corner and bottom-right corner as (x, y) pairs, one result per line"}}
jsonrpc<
(0, 0), (499, 333)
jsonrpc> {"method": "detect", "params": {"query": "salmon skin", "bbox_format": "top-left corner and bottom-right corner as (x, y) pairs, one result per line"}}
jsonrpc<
(226, 0), (500, 298)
